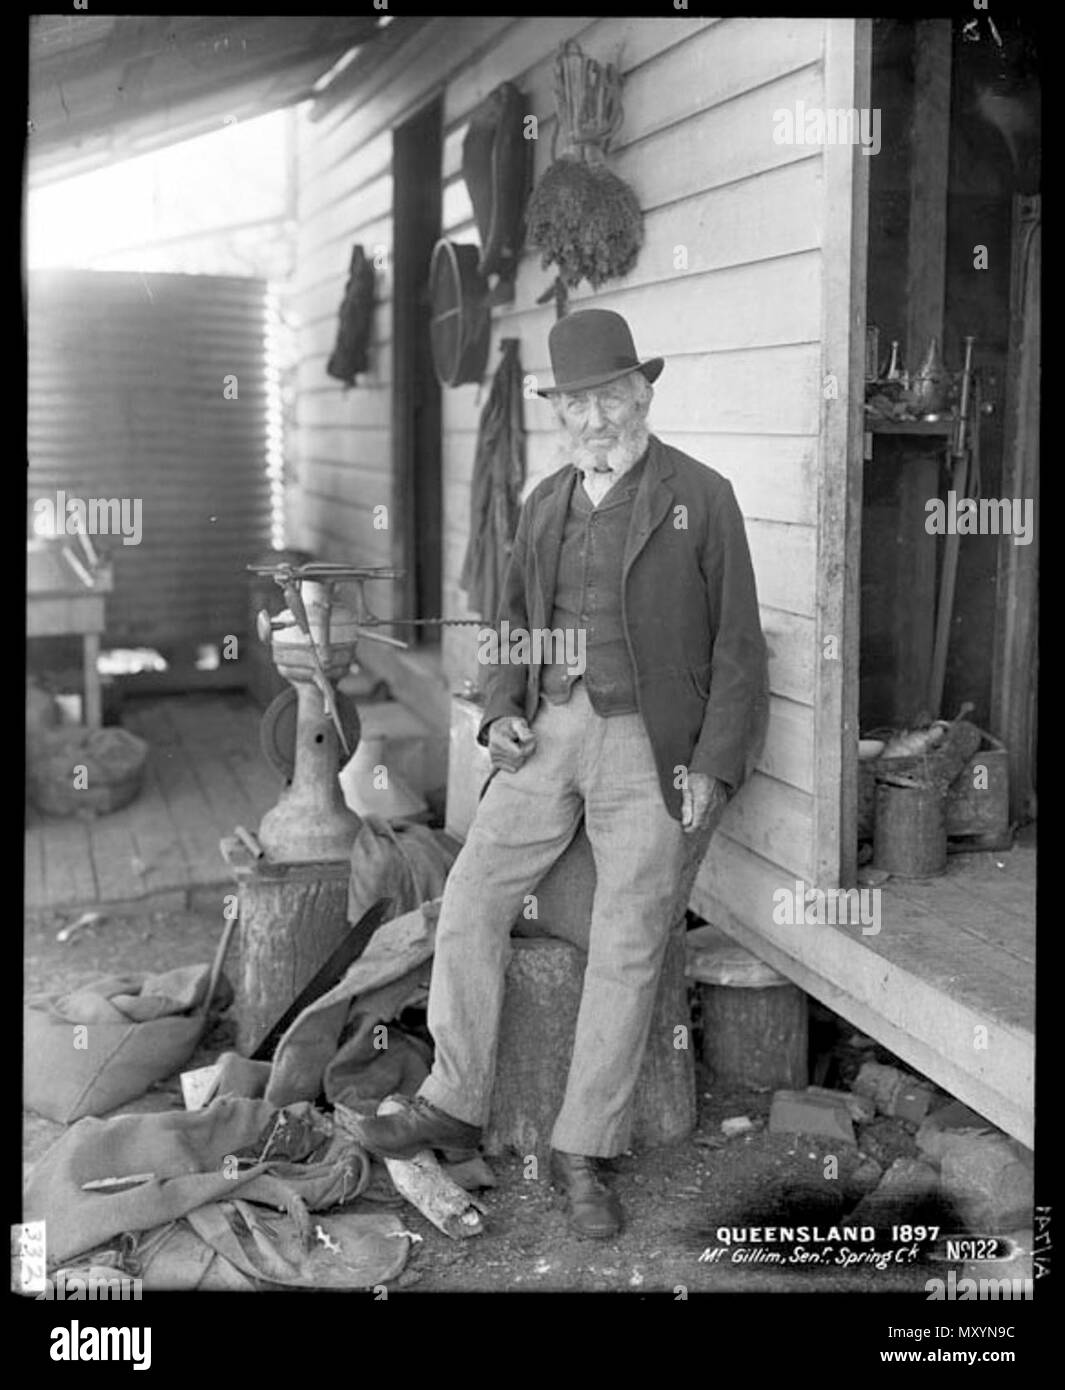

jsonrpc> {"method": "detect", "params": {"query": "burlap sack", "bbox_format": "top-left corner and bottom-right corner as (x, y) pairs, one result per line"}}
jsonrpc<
(24, 964), (222, 1123)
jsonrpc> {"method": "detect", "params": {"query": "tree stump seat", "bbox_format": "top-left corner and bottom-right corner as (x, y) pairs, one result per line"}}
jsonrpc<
(484, 823), (697, 1166)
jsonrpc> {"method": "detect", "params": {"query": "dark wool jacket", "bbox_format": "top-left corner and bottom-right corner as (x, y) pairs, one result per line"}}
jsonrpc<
(478, 434), (770, 821)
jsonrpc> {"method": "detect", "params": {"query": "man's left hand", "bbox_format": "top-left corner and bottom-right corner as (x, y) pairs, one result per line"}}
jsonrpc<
(681, 773), (729, 834)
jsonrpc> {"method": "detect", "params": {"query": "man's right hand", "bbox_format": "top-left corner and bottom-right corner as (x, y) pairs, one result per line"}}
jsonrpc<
(487, 715), (538, 773)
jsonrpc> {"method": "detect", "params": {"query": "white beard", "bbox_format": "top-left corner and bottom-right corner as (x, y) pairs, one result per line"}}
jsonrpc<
(566, 424), (650, 505)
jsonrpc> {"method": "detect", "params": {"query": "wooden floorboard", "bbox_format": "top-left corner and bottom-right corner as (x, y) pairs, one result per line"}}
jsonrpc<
(39, 817), (97, 907)
(134, 758), (201, 897)
(943, 853), (1036, 927)
(136, 710), (232, 885)
(151, 699), (244, 831)
(210, 696), (284, 810)
(888, 874), (1034, 965)
(25, 694), (279, 911)
(862, 892), (1032, 1030)
(83, 811), (142, 904)
(226, 745), (285, 810)
(122, 703), (201, 895)
(163, 697), (265, 835)
(23, 813), (45, 907)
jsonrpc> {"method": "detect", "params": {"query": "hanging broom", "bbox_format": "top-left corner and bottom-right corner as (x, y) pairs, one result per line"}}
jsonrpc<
(526, 41), (644, 317)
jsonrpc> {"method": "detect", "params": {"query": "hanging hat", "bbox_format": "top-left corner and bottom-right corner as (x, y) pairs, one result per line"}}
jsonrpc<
(537, 309), (664, 397)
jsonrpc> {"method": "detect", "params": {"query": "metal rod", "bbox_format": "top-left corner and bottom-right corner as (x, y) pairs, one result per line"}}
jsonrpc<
(375, 616), (486, 627)
(354, 627), (409, 649)
(953, 335), (975, 458)
(930, 335), (977, 716)
(930, 454), (972, 718)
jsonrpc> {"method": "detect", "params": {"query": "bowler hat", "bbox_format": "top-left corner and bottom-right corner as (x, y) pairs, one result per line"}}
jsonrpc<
(537, 309), (664, 397)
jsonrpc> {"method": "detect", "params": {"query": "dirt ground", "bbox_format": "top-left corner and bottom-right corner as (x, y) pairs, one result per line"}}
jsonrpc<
(25, 902), (950, 1295)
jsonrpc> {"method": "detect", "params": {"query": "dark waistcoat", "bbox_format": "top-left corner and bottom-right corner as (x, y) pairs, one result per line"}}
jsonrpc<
(541, 454), (646, 713)
(479, 434), (770, 821)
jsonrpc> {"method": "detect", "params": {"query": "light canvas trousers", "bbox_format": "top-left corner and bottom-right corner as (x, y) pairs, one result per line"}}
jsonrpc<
(418, 681), (689, 1156)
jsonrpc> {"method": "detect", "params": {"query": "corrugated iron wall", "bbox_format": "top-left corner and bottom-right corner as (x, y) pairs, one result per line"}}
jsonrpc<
(27, 269), (271, 655)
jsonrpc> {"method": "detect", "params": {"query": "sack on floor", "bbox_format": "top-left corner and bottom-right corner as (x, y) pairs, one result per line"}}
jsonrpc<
(23, 1095), (369, 1268)
(347, 816), (456, 928)
(50, 1206), (411, 1293)
(23, 963), (226, 1123)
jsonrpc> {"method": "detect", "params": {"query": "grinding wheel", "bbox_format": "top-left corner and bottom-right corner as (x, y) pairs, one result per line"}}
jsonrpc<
(259, 686), (362, 782)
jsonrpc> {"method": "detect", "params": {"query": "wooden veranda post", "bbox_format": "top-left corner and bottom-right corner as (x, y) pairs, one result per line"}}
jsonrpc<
(813, 18), (872, 889)
(991, 195), (1040, 823)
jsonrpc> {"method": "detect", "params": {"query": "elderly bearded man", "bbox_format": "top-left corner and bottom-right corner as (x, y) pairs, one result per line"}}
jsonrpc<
(352, 309), (769, 1237)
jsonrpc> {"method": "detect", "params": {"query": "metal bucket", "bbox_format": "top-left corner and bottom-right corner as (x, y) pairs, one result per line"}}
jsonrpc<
(873, 779), (947, 878)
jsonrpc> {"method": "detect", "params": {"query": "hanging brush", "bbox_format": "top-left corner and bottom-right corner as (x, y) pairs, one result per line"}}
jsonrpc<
(526, 40), (643, 316)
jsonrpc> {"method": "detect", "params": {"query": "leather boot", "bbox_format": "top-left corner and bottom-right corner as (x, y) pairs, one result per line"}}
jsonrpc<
(344, 1095), (482, 1160)
(549, 1149), (624, 1239)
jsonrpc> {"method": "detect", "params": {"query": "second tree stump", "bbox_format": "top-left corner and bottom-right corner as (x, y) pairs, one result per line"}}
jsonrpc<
(687, 923), (808, 1089)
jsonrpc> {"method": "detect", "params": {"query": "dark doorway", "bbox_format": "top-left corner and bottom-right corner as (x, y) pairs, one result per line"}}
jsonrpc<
(392, 97), (443, 642)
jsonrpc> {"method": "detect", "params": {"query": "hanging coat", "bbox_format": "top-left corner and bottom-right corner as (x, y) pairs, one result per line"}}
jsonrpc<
(459, 337), (526, 621)
(326, 243), (376, 386)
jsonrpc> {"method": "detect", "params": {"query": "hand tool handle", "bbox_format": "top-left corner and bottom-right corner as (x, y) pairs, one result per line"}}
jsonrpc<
(249, 898), (393, 1060)
(282, 581), (311, 634)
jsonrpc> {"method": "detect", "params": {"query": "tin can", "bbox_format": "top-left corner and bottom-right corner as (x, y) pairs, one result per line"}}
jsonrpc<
(873, 779), (947, 878)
